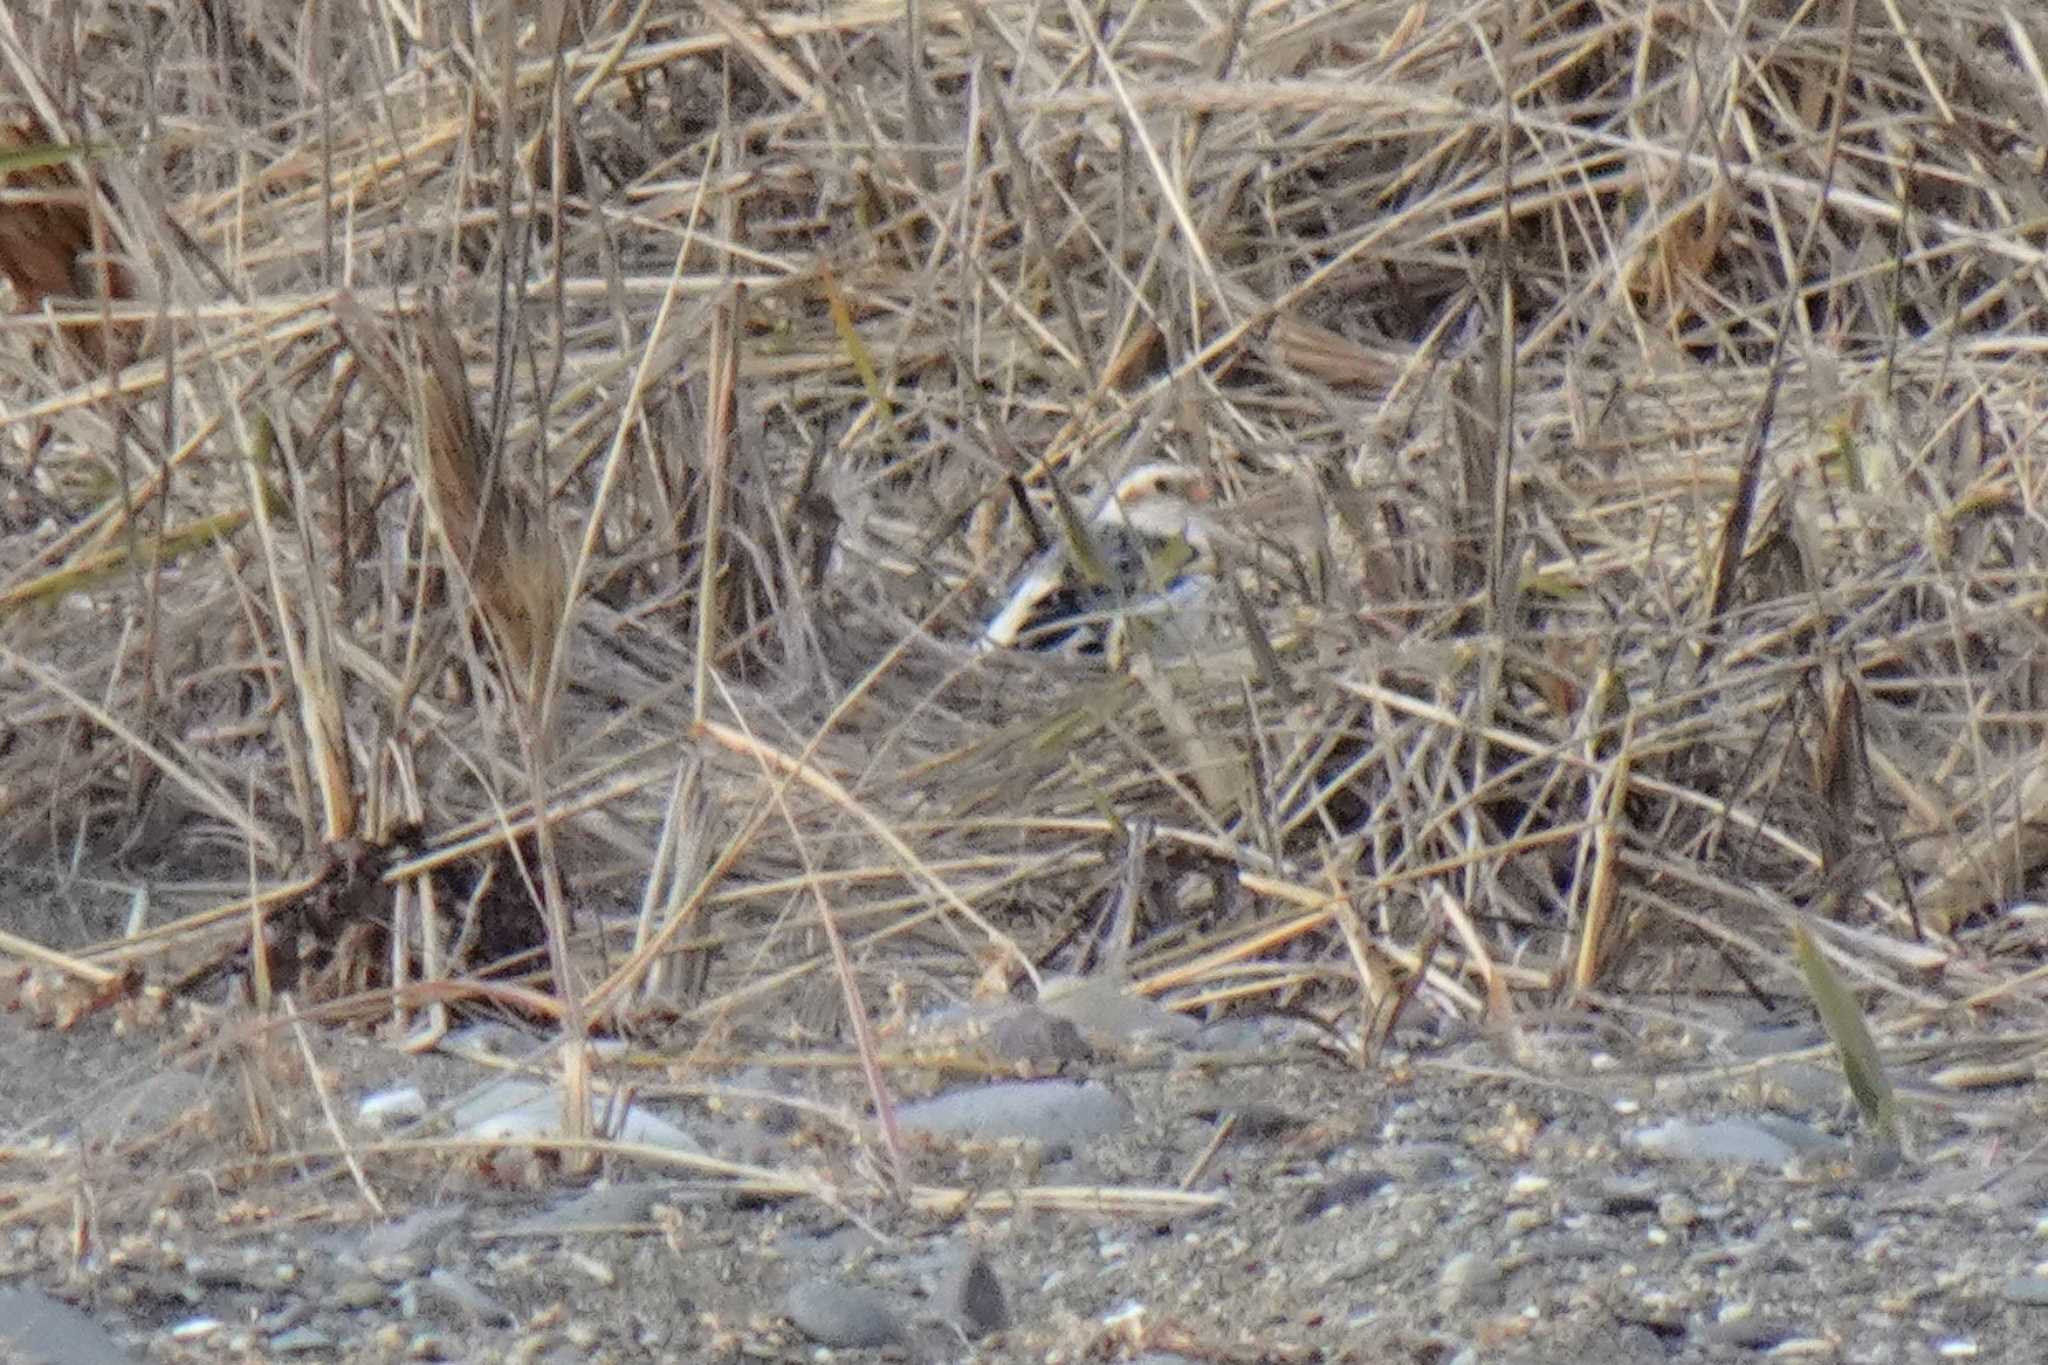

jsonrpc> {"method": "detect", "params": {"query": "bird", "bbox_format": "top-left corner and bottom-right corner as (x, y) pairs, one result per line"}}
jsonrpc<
(978, 462), (1217, 657)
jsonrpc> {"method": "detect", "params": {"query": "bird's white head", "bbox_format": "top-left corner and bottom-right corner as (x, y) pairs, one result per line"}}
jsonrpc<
(1094, 462), (1214, 547)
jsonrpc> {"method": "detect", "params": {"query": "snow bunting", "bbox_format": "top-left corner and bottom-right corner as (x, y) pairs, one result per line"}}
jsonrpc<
(979, 462), (1217, 656)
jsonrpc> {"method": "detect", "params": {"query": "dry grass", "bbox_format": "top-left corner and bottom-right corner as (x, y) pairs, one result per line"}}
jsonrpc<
(4, 0), (2048, 1180)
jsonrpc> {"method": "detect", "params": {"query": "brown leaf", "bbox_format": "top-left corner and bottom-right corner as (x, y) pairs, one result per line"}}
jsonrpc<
(0, 115), (138, 368)
(416, 303), (561, 688)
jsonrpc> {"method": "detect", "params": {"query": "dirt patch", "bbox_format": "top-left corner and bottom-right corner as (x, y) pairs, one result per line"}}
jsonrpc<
(2, 995), (2041, 1363)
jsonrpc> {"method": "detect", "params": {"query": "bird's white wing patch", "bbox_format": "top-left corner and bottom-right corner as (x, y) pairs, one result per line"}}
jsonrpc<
(978, 549), (1070, 650)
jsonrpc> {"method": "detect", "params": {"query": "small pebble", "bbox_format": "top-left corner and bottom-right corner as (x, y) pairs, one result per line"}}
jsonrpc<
(1657, 1192), (1699, 1229)
(2000, 1275), (2048, 1307)
(1298, 1171), (1391, 1220)
(357, 1086), (426, 1127)
(421, 1268), (512, 1325)
(1437, 1251), (1502, 1310)
(1703, 1316), (1802, 1348)
(270, 1327), (336, 1354)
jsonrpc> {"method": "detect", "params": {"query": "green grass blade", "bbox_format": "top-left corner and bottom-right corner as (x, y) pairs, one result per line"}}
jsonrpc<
(1791, 918), (1898, 1146)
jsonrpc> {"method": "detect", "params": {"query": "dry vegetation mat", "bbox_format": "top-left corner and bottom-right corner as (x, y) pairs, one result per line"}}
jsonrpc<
(4, 0), (2048, 1289)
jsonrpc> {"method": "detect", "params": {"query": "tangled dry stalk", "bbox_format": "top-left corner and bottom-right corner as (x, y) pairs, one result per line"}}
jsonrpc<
(3, 0), (2048, 1174)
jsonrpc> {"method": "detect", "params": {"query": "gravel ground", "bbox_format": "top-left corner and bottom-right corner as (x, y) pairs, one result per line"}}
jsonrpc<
(2, 982), (2044, 1365)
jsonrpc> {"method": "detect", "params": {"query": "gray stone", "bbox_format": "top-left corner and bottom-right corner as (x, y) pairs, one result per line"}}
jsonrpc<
(358, 1203), (470, 1261)
(1632, 1116), (1842, 1168)
(454, 1077), (704, 1151)
(0, 1286), (141, 1365)
(985, 1006), (1093, 1065)
(939, 1250), (1008, 1338)
(897, 1079), (1134, 1144)
(784, 1279), (904, 1347)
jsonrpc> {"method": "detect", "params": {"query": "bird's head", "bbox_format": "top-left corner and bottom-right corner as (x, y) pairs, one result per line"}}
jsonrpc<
(1094, 462), (1214, 547)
